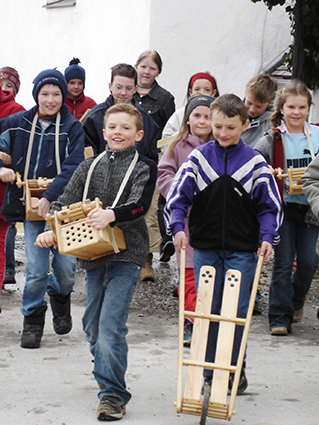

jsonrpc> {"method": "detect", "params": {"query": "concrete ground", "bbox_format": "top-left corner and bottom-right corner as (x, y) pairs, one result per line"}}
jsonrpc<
(0, 246), (318, 425)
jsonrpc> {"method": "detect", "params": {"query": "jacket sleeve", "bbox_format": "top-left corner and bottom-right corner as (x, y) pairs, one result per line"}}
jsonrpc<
(254, 131), (274, 164)
(162, 108), (183, 139)
(251, 157), (283, 246)
(112, 158), (157, 224)
(164, 157), (197, 236)
(43, 120), (85, 203)
(302, 154), (319, 217)
(82, 108), (105, 154)
(157, 144), (178, 198)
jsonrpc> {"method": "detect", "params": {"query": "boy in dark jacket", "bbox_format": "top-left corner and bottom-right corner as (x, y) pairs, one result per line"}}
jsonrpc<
(0, 69), (85, 348)
(36, 103), (157, 421)
(165, 94), (282, 393)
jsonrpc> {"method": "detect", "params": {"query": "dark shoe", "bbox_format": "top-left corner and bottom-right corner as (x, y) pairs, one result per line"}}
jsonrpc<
(201, 376), (212, 395)
(172, 284), (179, 298)
(97, 395), (126, 421)
(159, 241), (175, 262)
(3, 272), (16, 284)
(183, 321), (193, 347)
(229, 366), (248, 395)
(21, 305), (47, 349)
(270, 326), (288, 336)
(50, 293), (72, 335)
(317, 308), (319, 320)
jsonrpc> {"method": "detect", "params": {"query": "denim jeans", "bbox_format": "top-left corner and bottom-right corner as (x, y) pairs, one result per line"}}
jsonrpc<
(193, 249), (256, 377)
(269, 203), (318, 332)
(82, 261), (141, 405)
(5, 222), (16, 274)
(22, 220), (76, 316)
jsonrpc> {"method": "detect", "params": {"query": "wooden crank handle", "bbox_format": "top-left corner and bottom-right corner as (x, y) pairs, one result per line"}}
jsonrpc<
(15, 172), (25, 188)
(274, 167), (288, 179)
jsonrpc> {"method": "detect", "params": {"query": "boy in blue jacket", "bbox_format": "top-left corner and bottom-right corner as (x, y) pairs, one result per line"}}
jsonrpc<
(165, 94), (283, 393)
(0, 69), (85, 349)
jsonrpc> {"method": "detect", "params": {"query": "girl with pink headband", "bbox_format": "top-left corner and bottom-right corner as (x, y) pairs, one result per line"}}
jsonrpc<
(163, 71), (219, 138)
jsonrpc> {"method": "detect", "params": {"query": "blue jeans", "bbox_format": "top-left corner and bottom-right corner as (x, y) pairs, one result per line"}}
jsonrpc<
(193, 249), (256, 377)
(269, 203), (318, 332)
(82, 261), (141, 405)
(5, 222), (16, 274)
(22, 220), (76, 316)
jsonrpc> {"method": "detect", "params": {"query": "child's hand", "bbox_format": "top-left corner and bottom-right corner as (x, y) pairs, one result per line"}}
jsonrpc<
(35, 231), (57, 249)
(86, 208), (115, 230)
(268, 165), (275, 176)
(0, 167), (15, 183)
(258, 241), (272, 260)
(0, 152), (12, 165)
(174, 231), (188, 253)
(33, 197), (51, 219)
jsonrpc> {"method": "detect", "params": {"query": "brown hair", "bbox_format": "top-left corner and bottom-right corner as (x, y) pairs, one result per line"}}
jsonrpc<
(269, 79), (312, 128)
(110, 63), (137, 86)
(168, 95), (213, 158)
(210, 94), (248, 124)
(245, 74), (277, 105)
(135, 50), (162, 74)
(103, 103), (143, 131)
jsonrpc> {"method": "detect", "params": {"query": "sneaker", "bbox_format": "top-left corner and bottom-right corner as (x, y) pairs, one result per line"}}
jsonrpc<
(183, 321), (193, 346)
(229, 368), (248, 395)
(97, 395), (126, 421)
(3, 272), (16, 284)
(159, 241), (175, 262)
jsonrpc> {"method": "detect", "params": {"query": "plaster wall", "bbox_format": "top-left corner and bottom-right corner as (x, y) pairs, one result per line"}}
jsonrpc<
(0, 0), (291, 110)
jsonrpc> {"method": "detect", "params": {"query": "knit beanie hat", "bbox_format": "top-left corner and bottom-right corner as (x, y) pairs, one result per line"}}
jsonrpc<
(185, 95), (215, 121)
(0, 69), (21, 95)
(32, 69), (67, 104)
(64, 58), (86, 87)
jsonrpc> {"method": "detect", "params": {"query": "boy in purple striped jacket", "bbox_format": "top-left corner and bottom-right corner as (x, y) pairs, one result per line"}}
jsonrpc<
(165, 94), (283, 393)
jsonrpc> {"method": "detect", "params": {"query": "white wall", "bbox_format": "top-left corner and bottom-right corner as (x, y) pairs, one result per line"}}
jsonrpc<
(0, 0), (291, 110)
(150, 0), (291, 108)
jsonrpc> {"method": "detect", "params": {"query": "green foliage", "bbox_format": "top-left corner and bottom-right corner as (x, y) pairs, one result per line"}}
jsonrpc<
(251, 0), (319, 89)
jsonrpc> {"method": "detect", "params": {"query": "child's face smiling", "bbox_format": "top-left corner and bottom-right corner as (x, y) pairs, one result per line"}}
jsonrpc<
(212, 111), (249, 148)
(38, 84), (63, 116)
(103, 112), (144, 151)
(190, 79), (216, 97)
(109, 76), (137, 104)
(281, 94), (310, 134)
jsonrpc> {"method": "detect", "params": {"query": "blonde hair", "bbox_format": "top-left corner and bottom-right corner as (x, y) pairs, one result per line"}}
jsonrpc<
(103, 103), (143, 131)
(135, 50), (162, 74)
(245, 74), (277, 105)
(270, 79), (312, 128)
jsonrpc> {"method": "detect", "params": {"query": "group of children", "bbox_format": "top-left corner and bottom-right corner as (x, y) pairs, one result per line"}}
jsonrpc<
(0, 54), (319, 422)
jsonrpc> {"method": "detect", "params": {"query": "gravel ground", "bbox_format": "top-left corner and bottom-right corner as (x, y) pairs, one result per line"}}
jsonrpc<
(4, 234), (319, 321)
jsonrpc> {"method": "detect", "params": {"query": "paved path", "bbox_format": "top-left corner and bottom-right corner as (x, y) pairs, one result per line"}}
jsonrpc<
(0, 249), (318, 425)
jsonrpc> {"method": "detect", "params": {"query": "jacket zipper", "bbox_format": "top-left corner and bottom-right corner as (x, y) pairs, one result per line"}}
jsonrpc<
(222, 147), (228, 250)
